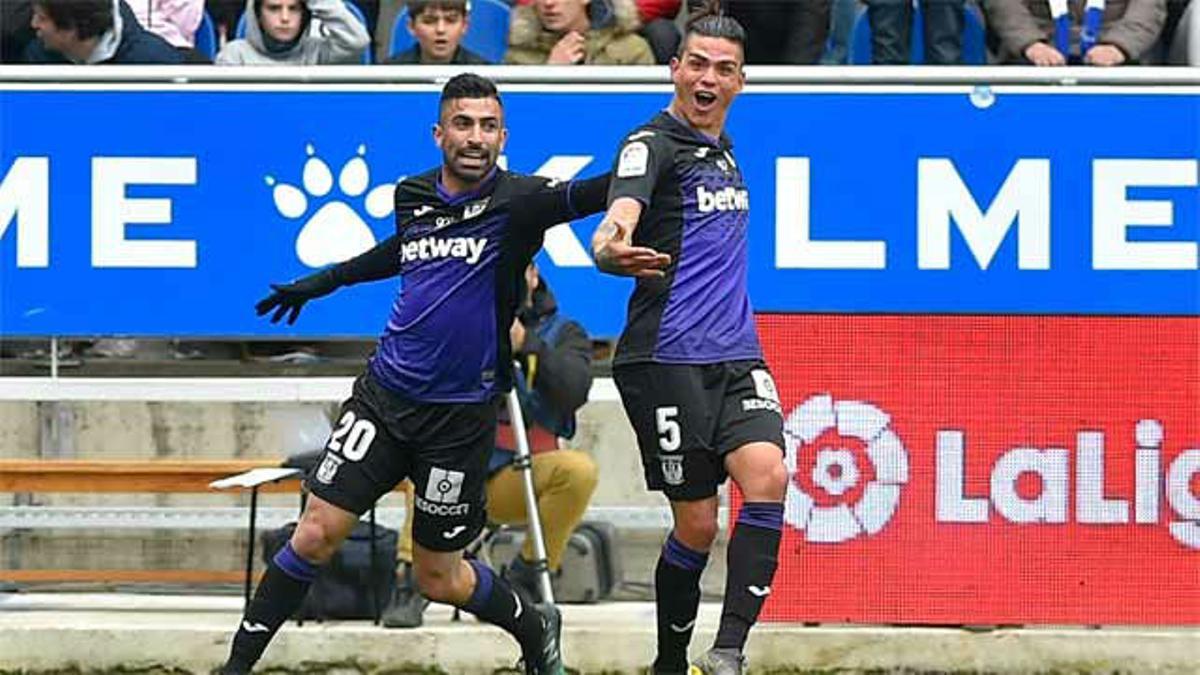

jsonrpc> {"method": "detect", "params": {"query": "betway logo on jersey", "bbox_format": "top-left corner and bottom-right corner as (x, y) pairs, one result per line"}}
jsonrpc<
(400, 236), (487, 265)
(695, 185), (749, 213)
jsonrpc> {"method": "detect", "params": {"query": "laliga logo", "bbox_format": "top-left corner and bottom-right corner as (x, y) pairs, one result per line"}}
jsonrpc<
(938, 419), (1200, 550)
(783, 394), (910, 543)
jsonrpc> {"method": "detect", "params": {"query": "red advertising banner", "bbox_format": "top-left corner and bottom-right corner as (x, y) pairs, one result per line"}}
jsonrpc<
(753, 315), (1200, 625)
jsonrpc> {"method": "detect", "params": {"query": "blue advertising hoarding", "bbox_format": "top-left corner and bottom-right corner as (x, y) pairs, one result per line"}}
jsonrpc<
(1, 84), (1196, 338)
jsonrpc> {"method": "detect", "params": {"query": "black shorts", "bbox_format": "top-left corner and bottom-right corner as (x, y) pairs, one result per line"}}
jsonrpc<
(306, 371), (496, 552)
(613, 359), (785, 501)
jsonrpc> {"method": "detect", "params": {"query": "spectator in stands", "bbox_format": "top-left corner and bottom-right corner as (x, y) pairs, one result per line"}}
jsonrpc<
(24, 0), (185, 62)
(350, 0), (377, 38)
(505, 0), (655, 65)
(383, 263), (598, 627)
(867, 0), (965, 63)
(215, 0), (369, 64)
(519, 0), (681, 63)
(2, 0), (37, 62)
(634, 0), (680, 62)
(821, 0), (861, 64)
(128, 0), (206, 59)
(1166, 0), (1194, 63)
(388, 0), (488, 63)
(701, 0), (831, 63)
(984, 0), (1167, 65)
(206, 0), (239, 41)
(204, 0), (374, 49)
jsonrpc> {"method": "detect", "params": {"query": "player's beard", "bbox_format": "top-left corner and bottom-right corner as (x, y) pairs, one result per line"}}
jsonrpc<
(444, 144), (496, 187)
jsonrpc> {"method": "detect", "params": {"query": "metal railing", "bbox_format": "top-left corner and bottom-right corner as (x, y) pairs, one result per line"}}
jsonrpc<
(0, 64), (1196, 87)
(0, 504), (691, 530)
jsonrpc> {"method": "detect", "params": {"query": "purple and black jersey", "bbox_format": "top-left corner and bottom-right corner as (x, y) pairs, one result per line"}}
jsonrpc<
(330, 168), (607, 404)
(608, 111), (762, 367)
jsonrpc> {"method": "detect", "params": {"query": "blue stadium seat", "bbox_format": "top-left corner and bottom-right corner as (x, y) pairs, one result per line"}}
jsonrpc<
(193, 10), (218, 60)
(387, 11), (414, 58)
(388, 0), (509, 63)
(849, 2), (986, 65)
(235, 0), (373, 63)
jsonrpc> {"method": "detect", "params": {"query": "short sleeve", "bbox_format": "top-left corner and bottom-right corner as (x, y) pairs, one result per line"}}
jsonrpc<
(608, 131), (668, 206)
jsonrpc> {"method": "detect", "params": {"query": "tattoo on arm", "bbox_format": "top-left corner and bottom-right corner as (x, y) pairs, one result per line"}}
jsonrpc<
(595, 218), (618, 243)
(592, 198), (644, 274)
(592, 217), (621, 272)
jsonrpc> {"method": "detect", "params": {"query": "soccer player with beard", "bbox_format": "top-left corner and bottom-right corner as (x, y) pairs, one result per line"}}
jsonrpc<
(590, 3), (787, 674)
(219, 73), (608, 675)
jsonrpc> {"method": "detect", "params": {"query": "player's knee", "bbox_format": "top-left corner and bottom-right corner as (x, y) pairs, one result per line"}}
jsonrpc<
(413, 562), (457, 603)
(674, 510), (718, 550)
(291, 500), (358, 563)
(290, 517), (342, 564)
(760, 459), (789, 500)
(738, 454), (789, 502)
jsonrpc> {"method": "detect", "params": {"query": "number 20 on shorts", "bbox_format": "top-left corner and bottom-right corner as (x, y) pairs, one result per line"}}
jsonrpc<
(327, 410), (377, 461)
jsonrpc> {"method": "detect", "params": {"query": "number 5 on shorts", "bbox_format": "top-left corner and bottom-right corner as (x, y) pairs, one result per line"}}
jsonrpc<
(656, 406), (680, 452)
(327, 410), (377, 461)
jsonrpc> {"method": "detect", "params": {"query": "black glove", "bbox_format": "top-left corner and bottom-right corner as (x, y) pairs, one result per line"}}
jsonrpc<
(254, 269), (340, 325)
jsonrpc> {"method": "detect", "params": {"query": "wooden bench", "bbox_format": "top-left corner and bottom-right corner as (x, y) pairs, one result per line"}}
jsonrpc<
(0, 459), (294, 494)
(0, 459), (302, 597)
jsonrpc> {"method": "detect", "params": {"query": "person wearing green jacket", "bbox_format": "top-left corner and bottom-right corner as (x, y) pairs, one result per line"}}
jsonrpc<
(505, 0), (654, 65)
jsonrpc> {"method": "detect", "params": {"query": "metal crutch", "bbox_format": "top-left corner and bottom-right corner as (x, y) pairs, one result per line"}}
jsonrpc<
(505, 367), (556, 605)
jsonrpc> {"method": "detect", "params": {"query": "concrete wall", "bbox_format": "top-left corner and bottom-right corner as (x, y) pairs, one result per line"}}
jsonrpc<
(1, 398), (726, 594)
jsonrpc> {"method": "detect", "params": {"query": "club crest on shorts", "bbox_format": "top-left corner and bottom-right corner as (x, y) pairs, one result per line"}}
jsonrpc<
(315, 453), (344, 485)
(660, 454), (685, 486)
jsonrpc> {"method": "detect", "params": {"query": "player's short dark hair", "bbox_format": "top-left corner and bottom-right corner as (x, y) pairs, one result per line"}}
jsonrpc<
(680, 0), (746, 57)
(439, 72), (502, 116)
(33, 0), (113, 40)
(407, 0), (468, 19)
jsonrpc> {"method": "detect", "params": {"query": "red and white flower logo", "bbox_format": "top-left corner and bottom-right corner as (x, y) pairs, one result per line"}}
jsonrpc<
(783, 394), (909, 543)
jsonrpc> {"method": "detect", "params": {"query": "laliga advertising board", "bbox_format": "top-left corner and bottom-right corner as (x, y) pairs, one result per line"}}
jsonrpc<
(751, 316), (1199, 625)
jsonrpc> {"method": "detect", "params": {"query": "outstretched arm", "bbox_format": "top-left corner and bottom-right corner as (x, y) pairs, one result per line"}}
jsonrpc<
(591, 197), (670, 278)
(255, 235), (401, 324)
(509, 173), (612, 234)
(594, 131), (671, 277)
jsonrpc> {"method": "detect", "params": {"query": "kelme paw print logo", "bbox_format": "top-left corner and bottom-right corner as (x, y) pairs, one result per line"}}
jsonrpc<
(266, 144), (396, 268)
